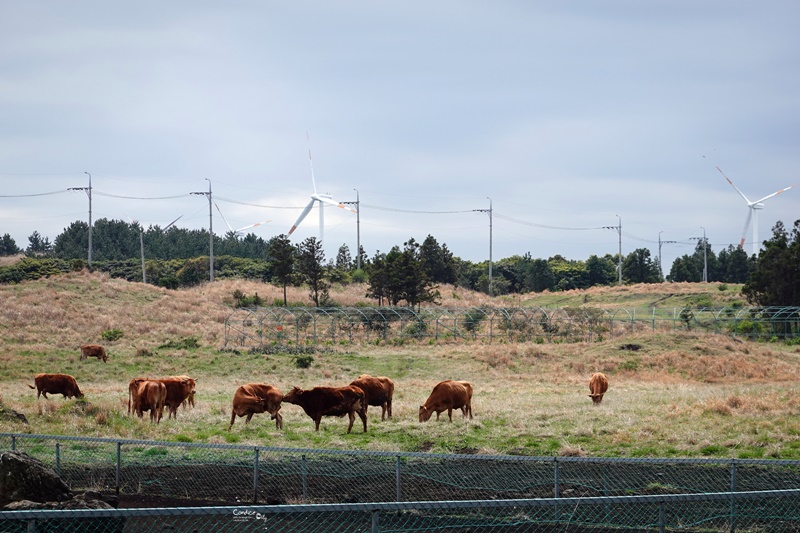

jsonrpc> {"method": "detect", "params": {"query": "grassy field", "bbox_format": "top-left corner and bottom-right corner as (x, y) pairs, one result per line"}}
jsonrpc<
(1, 270), (799, 460)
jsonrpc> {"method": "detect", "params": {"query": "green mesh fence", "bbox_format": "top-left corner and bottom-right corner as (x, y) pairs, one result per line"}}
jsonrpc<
(3, 434), (800, 531)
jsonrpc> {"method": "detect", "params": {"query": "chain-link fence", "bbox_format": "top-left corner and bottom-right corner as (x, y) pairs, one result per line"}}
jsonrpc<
(3, 490), (800, 533)
(223, 306), (800, 347)
(3, 433), (800, 531)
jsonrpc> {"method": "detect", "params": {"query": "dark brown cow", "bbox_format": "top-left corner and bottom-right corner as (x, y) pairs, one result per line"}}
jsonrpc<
(282, 386), (367, 433)
(136, 380), (166, 423)
(419, 380), (473, 422)
(80, 344), (108, 363)
(168, 375), (196, 409)
(29, 373), (84, 400)
(588, 372), (609, 405)
(158, 377), (196, 420)
(229, 383), (284, 430)
(349, 374), (394, 420)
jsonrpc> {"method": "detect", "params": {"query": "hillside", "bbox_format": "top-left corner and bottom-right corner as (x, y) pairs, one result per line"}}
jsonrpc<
(1, 271), (798, 459)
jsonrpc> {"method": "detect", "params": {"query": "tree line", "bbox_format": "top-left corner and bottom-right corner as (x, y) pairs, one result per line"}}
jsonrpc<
(1, 217), (798, 307)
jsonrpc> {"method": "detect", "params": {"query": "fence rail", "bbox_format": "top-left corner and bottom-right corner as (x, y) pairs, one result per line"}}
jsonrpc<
(223, 306), (800, 347)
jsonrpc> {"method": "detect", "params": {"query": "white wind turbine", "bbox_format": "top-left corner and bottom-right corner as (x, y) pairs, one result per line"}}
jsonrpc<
(287, 144), (356, 243)
(717, 166), (795, 256)
(214, 202), (270, 238)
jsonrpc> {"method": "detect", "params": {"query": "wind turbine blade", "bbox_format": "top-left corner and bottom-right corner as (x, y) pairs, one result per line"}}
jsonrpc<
(716, 167), (751, 204)
(753, 184), (795, 204)
(288, 199), (316, 235)
(306, 132), (318, 194)
(235, 220), (271, 233)
(315, 195), (357, 213)
(214, 202), (235, 233)
(739, 208), (753, 249)
(164, 215), (183, 231)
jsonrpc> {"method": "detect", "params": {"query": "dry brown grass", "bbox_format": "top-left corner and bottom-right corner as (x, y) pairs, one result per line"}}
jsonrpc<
(2, 271), (800, 458)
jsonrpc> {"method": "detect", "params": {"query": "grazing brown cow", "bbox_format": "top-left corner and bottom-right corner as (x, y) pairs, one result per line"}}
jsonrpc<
(135, 380), (166, 423)
(349, 374), (394, 420)
(229, 383), (284, 430)
(419, 380), (473, 422)
(158, 377), (197, 420)
(588, 372), (609, 405)
(282, 386), (367, 433)
(29, 373), (84, 400)
(80, 344), (108, 363)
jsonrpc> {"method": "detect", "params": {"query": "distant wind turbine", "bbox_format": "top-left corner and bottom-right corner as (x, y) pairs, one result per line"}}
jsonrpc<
(287, 140), (356, 243)
(717, 166), (795, 256)
(214, 202), (270, 238)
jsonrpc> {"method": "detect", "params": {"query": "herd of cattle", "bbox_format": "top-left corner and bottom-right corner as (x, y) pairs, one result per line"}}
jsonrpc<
(27, 345), (609, 433)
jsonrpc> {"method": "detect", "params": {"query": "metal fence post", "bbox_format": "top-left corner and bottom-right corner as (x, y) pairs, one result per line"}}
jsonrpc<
(55, 442), (61, 477)
(253, 447), (260, 504)
(11, 435), (15, 451)
(302, 454), (308, 501)
(659, 503), (665, 533)
(730, 460), (737, 533)
(372, 510), (380, 533)
(553, 457), (559, 498)
(395, 455), (402, 502)
(115, 441), (121, 495)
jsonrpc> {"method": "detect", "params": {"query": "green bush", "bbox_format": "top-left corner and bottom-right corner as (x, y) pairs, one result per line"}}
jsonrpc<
(294, 355), (314, 369)
(101, 329), (124, 342)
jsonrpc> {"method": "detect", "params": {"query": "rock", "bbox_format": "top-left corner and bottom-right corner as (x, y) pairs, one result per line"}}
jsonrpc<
(0, 451), (71, 506)
(4, 496), (114, 510)
(0, 405), (28, 424)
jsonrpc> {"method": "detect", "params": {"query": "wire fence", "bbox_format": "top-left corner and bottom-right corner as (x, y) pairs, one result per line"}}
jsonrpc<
(3, 490), (800, 533)
(3, 433), (800, 531)
(223, 306), (800, 347)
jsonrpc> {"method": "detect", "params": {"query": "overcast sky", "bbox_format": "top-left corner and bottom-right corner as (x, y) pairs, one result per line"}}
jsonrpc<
(1, 2), (798, 275)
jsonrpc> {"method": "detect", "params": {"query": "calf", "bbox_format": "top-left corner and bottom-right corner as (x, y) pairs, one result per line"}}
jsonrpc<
(588, 372), (609, 405)
(419, 380), (473, 422)
(229, 383), (284, 430)
(136, 380), (166, 423)
(349, 374), (394, 420)
(29, 373), (84, 400)
(80, 344), (108, 363)
(282, 385), (367, 433)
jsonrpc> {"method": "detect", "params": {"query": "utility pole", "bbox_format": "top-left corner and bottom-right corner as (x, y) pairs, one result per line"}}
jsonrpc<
(69, 172), (93, 266)
(474, 198), (493, 296)
(191, 179), (214, 282)
(658, 231), (677, 280)
(690, 228), (708, 283)
(343, 189), (361, 270)
(604, 216), (622, 285)
(701, 226), (707, 283)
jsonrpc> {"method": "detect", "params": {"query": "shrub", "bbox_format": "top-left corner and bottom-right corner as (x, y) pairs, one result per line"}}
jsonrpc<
(294, 355), (314, 369)
(101, 329), (123, 342)
(158, 336), (201, 350)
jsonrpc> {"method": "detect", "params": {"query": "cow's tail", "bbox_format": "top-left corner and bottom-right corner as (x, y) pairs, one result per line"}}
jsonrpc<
(28, 384), (35, 389)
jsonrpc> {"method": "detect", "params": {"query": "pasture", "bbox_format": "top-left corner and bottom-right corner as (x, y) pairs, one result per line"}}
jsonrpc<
(1, 271), (799, 459)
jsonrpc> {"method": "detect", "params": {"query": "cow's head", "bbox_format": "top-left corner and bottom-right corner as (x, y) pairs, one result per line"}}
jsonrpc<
(282, 386), (302, 404)
(418, 405), (433, 422)
(589, 393), (604, 405)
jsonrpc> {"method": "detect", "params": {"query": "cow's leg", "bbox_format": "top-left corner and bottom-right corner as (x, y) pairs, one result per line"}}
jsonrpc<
(314, 417), (321, 431)
(358, 408), (367, 433)
(387, 399), (392, 419)
(245, 413), (254, 424)
(274, 412), (283, 430)
(346, 412), (355, 434)
(447, 408), (453, 422)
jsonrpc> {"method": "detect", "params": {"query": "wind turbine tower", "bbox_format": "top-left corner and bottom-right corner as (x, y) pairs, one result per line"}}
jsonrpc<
(717, 166), (795, 256)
